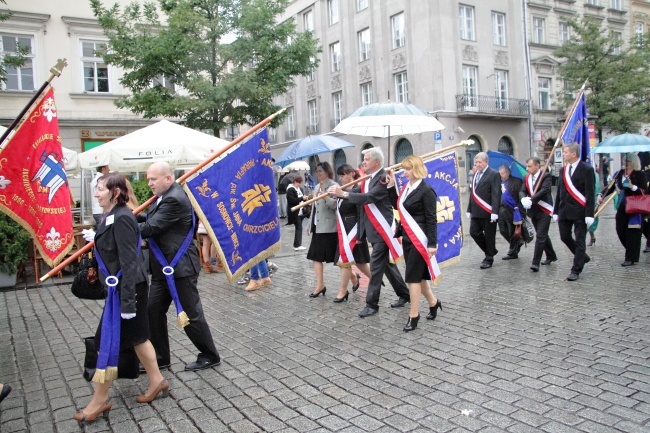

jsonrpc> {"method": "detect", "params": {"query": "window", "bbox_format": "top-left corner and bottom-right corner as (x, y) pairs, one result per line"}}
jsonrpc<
(308, 99), (318, 133)
(0, 33), (34, 91)
(268, 127), (277, 142)
(286, 106), (296, 138)
(612, 31), (622, 55)
(358, 28), (371, 61)
(587, 0), (599, 5)
(611, 0), (621, 9)
(306, 56), (316, 82)
(332, 92), (342, 125)
(462, 65), (478, 110)
(635, 22), (645, 46)
(330, 42), (341, 73)
(558, 21), (570, 44)
(357, 0), (368, 11)
(538, 77), (551, 110)
(361, 82), (373, 106)
(492, 12), (506, 46)
(498, 137), (514, 155)
(533, 17), (545, 44)
(328, 0), (339, 25)
(394, 72), (408, 103)
(82, 40), (109, 93)
(152, 75), (175, 91)
(459, 5), (475, 41)
(391, 13), (405, 48)
(494, 70), (509, 109)
(303, 10), (313, 32)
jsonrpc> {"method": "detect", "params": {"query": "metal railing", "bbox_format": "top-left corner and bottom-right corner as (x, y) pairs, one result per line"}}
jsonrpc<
(456, 94), (530, 117)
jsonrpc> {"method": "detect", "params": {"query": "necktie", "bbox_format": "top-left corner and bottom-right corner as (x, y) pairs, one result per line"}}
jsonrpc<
(568, 165), (573, 177)
(156, 196), (162, 206)
(475, 171), (482, 184)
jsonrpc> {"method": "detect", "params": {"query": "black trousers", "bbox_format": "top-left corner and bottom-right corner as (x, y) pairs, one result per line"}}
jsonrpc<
(642, 218), (650, 247)
(558, 219), (588, 274)
(148, 273), (219, 365)
(615, 207), (643, 262)
(470, 217), (498, 261)
(498, 207), (521, 256)
(293, 215), (303, 248)
(530, 213), (557, 266)
(365, 240), (409, 309)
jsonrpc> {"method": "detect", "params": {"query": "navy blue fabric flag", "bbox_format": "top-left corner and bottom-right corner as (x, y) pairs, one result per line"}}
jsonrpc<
(395, 152), (462, 267)
(561, 92), (590, 163)
(184, 128), (280, 281)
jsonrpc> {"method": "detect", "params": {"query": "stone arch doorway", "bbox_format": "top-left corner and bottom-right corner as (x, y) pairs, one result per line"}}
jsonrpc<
(394, 138), (413, 164)
(333, 149), (347, 175)
(498, 136), (514, 155)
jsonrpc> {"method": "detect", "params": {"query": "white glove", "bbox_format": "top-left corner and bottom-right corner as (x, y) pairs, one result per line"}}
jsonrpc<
(490, 214), (498, 222)
(521, 197), (532, 209)
(81, 228), (96, 242)
(466, 212), (471, 219)
(121, 313), (136, 320)
(585, 217), (595, 228)
(631, 184), (638, 191)
(552, 214), (558, 222)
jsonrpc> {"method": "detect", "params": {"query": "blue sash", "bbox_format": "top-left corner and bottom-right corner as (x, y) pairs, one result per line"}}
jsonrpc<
(501, 182), (522, 224)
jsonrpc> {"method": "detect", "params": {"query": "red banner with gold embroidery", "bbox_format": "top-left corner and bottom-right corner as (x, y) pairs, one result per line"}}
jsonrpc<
(0, 87), (73, 266)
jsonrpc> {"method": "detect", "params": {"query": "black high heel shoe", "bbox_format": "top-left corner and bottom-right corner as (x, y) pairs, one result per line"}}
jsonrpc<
(309, 287), (326, 298)
(426, 300), (443, 320)
(403, 315), (420, 332)
(351, 273), (361, 292)
(588, 237), (596, 246)
(333, 292), (349, 303)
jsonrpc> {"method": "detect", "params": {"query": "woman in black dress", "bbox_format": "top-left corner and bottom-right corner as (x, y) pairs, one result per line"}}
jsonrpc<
(73, 173), (167, 424)
(333, 164), (371, 302)
(387, 156), (442, 332)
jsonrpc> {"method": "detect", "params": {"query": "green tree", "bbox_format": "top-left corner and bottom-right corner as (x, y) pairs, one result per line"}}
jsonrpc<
(90, 0), (320, 136)
(554, 17), (650, 138)
(0, 0), (29, 87)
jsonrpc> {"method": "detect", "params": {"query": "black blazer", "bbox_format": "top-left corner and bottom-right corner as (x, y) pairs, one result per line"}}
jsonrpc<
(600, 169), (648, 198)
(95, 204), (148, 315)
(346, 168), (394, 244)
(466, 166), (501, 218)
(389, 181), (438, 248)
(138, 182), (200, 278)
(519, 171), (554, 219)
(286, 184), (305, 225)
(337, 192), (361, 233)
(553, 162), (595, 220)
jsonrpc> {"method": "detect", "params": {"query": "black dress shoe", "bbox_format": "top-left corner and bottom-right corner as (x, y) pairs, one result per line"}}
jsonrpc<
(426, 300), (442, 320)
(351, 273), (361, 292)
(621, 261), (635, 267)
(480, 261), (492, 269)
(358, 306), (378, 318)
(541, 258), (557, 266)
(139, 363), (170, 374)
(530, 264), (539, 272)
(566, 273), (579, 281)
(390, 297), (409, 308)
(309, 287), (326, 298)
(333, 292), (349, 303)
(502, 255), (518, 260)
(0, 384), (11, 403)
(403, 315), (420, 332)
(185, 359), (220, 371)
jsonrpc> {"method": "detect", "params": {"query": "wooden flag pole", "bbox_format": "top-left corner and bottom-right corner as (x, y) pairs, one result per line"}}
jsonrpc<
(594, 192), (616, 218)
(291, 139), (473, 212)
(40, 108), (286, 282)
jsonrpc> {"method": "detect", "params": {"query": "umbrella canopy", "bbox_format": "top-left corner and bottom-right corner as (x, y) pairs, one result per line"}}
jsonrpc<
(280, 160), (310, 173)
(487, 150), (527, 179)
(591, 133), (650, 154)
(0, 125), (78, 172)
(334, 102), (446, 138)
(77, 120), (230, 172)
(276, 134), (354, 167)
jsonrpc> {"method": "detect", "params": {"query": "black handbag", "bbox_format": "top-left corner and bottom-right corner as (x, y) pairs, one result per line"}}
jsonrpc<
(71, 253), (105, 300)
(82, 336), (140, 382)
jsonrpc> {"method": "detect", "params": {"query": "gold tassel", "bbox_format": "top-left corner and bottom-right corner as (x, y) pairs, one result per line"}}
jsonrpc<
(105, 366), (118, 381)
(92, 369), (106, 384)
(177, 311), (190, 328)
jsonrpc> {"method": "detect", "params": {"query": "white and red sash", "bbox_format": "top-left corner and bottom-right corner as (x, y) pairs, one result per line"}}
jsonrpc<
(525, 174), (553, 215)
(398, 184), (441, 281)
(563, 164), (586, 207)
(336, 199), (357, 264)
(471, 171), (492, 213)
(361, 177), (403, 260)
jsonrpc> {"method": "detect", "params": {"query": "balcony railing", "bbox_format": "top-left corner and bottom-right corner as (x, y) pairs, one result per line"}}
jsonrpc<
(455, 95), (530, 118)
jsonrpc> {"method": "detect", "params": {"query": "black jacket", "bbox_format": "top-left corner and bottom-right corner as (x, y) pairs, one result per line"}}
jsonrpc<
(389, 181), (438, 248)
(346, 168), (394, 244)
(519, 171), (554, 219)
(467, 166), (501, 218)
(553, 162), (595, 220)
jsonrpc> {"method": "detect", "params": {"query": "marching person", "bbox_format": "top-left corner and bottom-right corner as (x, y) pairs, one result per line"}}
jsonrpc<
(497, 165), (524, 260)
(138, 162), (220, 371)
(552, 144), (595, 281)
(286, 175), (308, 251)
(386, 156), (442, 332)
(519, 157), (558, 272)
(466, 152), (502, 269)
(328, 147), (410, 318)
(598, 153), (648, 266)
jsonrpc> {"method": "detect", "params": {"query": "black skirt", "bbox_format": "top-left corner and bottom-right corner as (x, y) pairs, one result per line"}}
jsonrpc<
(307, 232), (339, 263)
(335, 237), (370, 266)
(95, 280), (150, 350)
(403, 240), (432, 283)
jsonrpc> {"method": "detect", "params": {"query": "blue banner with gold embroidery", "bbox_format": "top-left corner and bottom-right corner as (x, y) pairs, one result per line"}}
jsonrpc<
(183, 128), (280, 281)
(561, 91), (590, 164)
(395, 152), (462, 267)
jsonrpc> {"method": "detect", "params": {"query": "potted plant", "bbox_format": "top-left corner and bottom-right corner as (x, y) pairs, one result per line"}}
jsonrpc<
(0, 213), (31, 287)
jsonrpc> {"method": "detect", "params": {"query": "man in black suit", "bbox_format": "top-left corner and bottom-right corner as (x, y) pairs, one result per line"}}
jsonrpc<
(497, 165), (524, 260)
(139, 162), (220, 371)
(466, 152), (502, 269)
(552, 144), (595, 281)
(519, 157), (558, 272)
(328, 148), (410, 318)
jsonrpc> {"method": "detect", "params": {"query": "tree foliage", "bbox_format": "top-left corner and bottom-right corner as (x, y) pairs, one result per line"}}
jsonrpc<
(554, 17), (650, 135)
(90, 0), (320, 136)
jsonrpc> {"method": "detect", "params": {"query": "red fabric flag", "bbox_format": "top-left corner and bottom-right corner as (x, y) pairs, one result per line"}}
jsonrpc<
(0, 87), (74, 267)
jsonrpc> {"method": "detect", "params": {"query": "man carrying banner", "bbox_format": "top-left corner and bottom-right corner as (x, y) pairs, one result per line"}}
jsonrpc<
(138, 162), (220, 371)
(466, 152), (501, 269)
(328, 148), (410, 318)
(552, 144), (595, 281)
(497, 165), (524, 260)
(519, 157), (558, 272)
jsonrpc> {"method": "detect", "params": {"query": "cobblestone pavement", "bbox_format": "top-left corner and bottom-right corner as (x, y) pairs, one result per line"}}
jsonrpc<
(1, 198), (649, 433)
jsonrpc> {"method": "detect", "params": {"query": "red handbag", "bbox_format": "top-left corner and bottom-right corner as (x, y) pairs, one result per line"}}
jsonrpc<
(625, 191), (650, 215)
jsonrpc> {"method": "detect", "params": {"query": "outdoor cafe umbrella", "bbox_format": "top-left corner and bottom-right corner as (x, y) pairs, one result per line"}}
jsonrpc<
(486, 150), (527, 179)
(591, 133), (650, 154)
(276, 134), (355, 168)
(334, 102), (446, 164)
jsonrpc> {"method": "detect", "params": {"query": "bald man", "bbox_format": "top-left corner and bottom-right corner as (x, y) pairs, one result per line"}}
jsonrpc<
(138, 162), (220, 372)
